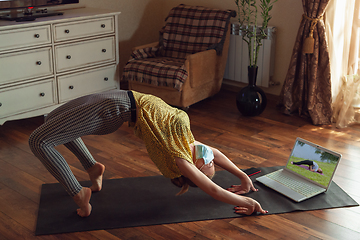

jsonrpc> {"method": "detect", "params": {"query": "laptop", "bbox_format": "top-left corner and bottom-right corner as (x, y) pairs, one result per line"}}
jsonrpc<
(256, 137), (342, 202)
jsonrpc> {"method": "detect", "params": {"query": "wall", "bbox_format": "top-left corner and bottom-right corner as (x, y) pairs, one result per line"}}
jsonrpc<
(81, 0), (166, 80)
(81, 0), (303, 96)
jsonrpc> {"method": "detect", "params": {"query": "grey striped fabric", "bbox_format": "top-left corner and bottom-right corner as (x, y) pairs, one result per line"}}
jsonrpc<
(29, 90), (132, 196)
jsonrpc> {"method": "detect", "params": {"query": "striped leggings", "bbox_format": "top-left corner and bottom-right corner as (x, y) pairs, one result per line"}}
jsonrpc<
(292, 160), (314, 166)
(29, 90), (132, 196)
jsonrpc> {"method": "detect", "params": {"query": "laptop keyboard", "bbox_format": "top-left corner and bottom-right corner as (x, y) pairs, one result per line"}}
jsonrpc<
(266, 170), (323, 197)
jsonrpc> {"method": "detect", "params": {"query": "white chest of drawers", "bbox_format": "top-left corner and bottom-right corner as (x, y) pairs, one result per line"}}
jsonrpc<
(0, 8), (120, 125)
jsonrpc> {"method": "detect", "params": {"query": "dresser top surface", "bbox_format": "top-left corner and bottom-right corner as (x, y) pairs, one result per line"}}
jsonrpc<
(0, 8), (121, 29)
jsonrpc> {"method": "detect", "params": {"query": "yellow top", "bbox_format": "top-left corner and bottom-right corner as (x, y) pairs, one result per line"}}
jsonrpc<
(131, 91), (194, 178)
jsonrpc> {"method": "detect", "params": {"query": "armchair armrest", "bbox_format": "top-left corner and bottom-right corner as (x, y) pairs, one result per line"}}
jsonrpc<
(132, 42), (159, 51)
(185, 49), (217, 88)
(129, 42), (160, 61)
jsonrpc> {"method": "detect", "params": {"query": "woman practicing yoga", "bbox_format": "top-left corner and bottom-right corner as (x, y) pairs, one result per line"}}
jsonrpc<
(291, 160), (323, 173)
(29, 90), (267, 217)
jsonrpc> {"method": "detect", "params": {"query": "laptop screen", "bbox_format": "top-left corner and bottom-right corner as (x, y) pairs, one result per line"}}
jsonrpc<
(285, 138), (341, 188)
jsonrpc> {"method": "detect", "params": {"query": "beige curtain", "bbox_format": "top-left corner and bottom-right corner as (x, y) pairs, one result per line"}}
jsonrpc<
(326, 0), (360, 128)
(278, 0), (332, 125)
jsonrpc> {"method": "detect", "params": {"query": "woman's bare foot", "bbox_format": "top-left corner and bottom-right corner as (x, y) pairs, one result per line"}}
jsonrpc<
(73, 187), (92, 217)
(87, 162), (105, 192)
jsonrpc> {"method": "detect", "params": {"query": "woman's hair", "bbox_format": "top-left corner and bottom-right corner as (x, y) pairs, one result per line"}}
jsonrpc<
(171, 173), (215, 196)
(171, 176), (197, 196)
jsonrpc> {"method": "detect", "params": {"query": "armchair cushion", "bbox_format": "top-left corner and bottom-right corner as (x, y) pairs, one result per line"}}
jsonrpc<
(123, 55), (187, 91)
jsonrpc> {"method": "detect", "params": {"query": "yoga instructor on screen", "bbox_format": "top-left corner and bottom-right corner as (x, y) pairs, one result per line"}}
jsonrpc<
(291, 160), (323, 173)
(29, 90), (267, 217)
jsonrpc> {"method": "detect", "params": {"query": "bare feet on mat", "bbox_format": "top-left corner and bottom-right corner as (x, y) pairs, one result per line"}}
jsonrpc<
(87, 162), (105, 192)
(73, 187), (92, 217)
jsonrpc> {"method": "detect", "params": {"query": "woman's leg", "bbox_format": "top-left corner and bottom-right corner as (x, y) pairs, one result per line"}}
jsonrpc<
(29, 118), (110, 217)
(29, 90), (131, 216)
(64, 138), (105, 192)
(29, 125), (85, 197)
(292, 160), (313, 166)
(30, 92), (124, 195)
(64, 137), (96, 170)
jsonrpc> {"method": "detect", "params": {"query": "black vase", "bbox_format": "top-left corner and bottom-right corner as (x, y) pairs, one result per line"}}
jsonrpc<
(236, 66), (267, 116)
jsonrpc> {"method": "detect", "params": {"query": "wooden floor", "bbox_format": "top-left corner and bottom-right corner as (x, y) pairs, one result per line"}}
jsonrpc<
(0, 88), (359, 240)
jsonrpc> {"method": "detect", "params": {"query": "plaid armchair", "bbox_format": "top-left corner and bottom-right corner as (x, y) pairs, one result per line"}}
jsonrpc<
(122, 4), (236, 108)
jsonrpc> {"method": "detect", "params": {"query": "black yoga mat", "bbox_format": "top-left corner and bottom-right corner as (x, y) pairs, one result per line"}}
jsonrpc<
(35, 166), (359, 235)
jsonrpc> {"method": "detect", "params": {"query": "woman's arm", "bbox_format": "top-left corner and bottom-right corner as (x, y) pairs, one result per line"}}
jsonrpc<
(175, 157), (267, 215)
(193, 141), (257, 194)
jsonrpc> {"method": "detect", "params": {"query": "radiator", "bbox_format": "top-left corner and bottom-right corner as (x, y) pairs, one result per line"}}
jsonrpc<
(224, 23), (276, 88)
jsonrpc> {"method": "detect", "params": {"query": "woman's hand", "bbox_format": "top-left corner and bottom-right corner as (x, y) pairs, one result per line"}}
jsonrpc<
(227, 184), (257, 194)
(234, 197), (268, 215)
(227, 175), (258, 194)
(175, 157), (268, 216)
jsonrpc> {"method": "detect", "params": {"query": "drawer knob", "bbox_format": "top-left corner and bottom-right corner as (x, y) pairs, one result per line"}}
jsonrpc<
(69, 85), (74, 90)
(65, 29), (70, 34)
(36, 61), (42, 65)
(39, 92), (45, 97)
(104, 77), (109, 81)
(66, 55), (71, 59)
(0, 103), (2, 107)
(101, 24), (106, 28)
(102, 49), (106, 53)
(34, 34), (40, 38)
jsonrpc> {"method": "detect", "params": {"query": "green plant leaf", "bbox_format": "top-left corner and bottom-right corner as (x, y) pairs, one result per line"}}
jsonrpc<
(234, 0), (277, 66)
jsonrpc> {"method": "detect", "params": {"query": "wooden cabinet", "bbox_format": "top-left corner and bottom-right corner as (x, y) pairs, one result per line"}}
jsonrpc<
(0, 79), (55, 118)
(0, 8), (120, 124)
(57, 65), (117, 103)
(55, 37), (116, 72)
(0, 47), (53, 85)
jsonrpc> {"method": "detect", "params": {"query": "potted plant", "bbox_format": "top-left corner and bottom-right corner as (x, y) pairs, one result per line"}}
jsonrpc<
(234, 0), (278, 116)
